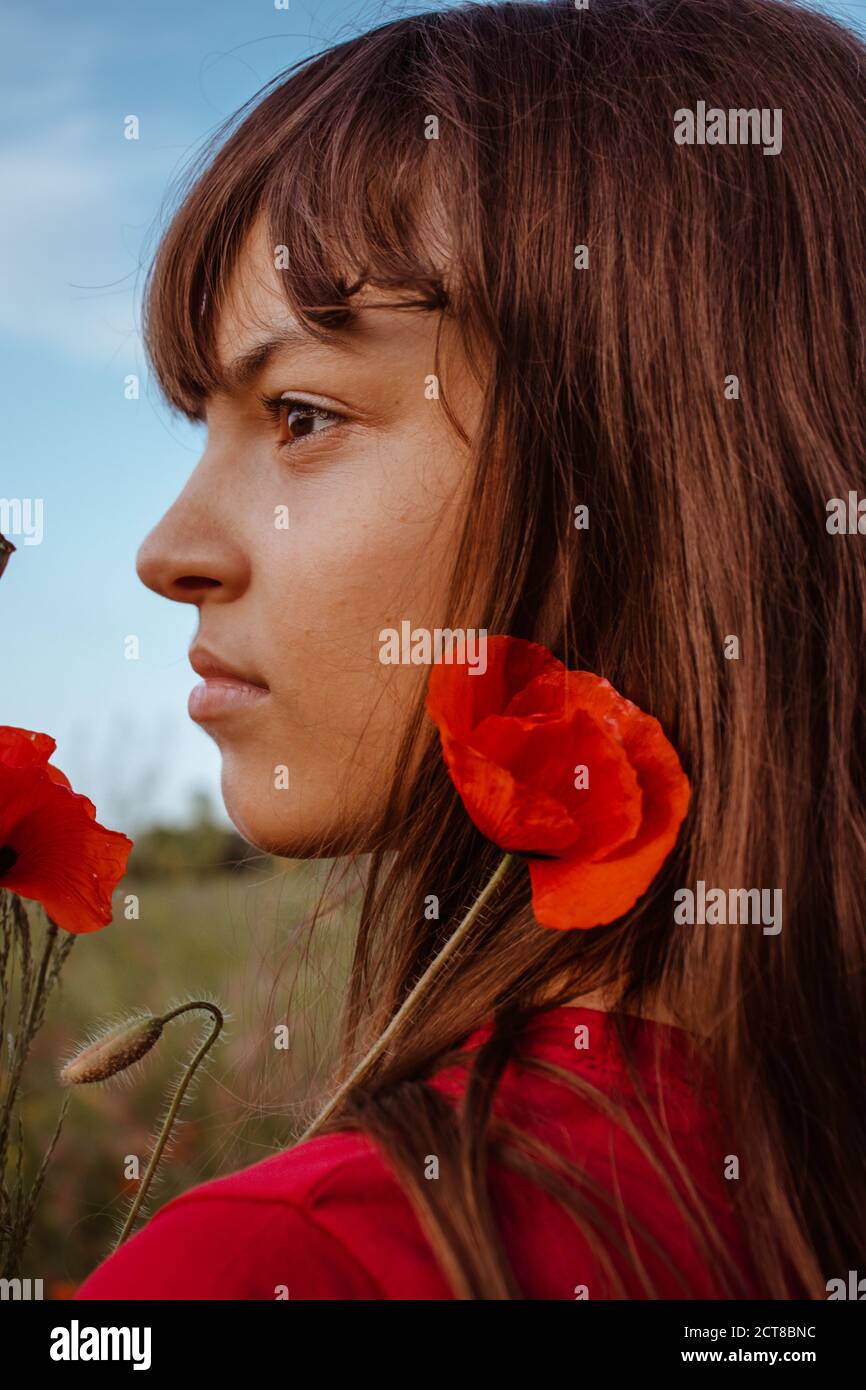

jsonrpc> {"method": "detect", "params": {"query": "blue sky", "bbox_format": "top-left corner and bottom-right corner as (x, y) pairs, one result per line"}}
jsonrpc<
(2, 0), (863, 831)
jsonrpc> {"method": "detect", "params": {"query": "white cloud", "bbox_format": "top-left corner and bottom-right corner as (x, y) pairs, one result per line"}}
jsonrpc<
(0, 6), (187, 367)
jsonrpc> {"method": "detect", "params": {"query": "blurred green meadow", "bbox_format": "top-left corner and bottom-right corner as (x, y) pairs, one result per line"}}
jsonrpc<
(13, 801), (358, 1295)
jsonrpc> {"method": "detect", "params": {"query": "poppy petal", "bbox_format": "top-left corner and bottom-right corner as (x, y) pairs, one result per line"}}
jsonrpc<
(467, 710), (643, 856)
(426, 637), (564, 738)
(437, 735), (583, 851)
(528, 713), (690, 929)
(0, 765), (133, 934)
(0, 726), (57, 768)
(425, 636), (690, 932)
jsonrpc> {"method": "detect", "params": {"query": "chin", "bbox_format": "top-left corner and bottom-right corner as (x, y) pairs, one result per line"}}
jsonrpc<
(218, 758), (376, 859)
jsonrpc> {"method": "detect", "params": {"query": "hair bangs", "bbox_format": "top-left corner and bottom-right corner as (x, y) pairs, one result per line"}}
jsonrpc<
(143, 12), (467, 421)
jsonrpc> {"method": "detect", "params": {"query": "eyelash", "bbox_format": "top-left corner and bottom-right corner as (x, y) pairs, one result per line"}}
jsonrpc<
(258, 394), (343, 452)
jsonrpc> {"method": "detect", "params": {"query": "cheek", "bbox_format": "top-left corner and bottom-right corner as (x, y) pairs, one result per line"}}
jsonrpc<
(221, 426), (471, 852)
(263, 439), (468, 737)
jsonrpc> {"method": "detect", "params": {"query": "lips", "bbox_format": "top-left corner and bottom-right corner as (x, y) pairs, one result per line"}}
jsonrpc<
(188, 645), (268, 685)
(187, 645), (270, 722)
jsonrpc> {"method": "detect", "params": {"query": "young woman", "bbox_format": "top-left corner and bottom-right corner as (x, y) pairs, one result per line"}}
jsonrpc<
(76, 0), (866, 1300)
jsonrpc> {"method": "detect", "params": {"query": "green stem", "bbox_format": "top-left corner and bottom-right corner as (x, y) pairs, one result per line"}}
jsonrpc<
(299, 852), (514, 1144)
(24, 919), (58, 1042)
(0, 913), (57, 1174)
(114, 1001), (223, 1249)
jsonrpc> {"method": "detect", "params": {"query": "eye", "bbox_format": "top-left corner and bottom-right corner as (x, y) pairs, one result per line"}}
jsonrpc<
(259, 394), (342, 450)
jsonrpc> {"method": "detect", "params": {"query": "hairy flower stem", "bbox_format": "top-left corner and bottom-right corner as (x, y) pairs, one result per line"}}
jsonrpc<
(299, 852), (514, 1144)
(114, 1001), (223, 1250)
(0, 913), (67, 1173)
(0, 906), (73, 1276)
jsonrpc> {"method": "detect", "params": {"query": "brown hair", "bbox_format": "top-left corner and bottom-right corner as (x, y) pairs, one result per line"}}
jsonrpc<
(144, 0), (866, 1298)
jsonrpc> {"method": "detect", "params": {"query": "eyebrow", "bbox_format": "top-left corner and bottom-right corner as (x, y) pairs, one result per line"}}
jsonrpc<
(221, 327), (359, 393)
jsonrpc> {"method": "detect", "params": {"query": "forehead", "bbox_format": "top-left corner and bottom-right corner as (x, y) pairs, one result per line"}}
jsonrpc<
(214, 218), (403, 372)
(215, 220), (304, 363)
(208, 223), (473, 408)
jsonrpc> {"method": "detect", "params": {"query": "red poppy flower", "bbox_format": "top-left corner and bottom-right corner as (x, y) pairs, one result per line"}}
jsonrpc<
(425, 637), (690, 930)
(0, 726), (133, 934)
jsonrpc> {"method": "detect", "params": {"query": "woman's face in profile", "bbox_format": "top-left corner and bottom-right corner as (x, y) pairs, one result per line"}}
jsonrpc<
(136, 220), (484, 855)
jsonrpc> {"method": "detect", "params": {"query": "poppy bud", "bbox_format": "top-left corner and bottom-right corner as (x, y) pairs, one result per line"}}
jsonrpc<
(60, 1015), (164, 1085)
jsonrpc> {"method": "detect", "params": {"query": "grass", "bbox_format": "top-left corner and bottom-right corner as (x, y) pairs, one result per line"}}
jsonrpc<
(14, 857), (358, 1294)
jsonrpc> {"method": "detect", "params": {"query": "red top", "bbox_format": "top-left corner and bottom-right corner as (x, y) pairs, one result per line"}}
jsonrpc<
(75, 1006), (761, 1300)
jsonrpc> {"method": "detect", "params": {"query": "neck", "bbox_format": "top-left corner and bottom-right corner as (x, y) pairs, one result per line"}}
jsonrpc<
(553, 984), (688, 1032)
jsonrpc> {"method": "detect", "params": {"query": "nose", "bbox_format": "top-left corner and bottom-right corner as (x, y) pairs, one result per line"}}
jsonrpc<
(136, 461), (250, 606)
